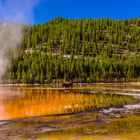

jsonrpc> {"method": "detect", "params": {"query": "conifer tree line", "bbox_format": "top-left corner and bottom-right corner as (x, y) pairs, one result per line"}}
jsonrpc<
(6, 17), (140, 83)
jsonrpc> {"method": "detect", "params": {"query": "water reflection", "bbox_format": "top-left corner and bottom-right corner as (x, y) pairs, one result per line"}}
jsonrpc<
(0, 85), (139, 140)
(0, 87), (15, 120)
(0, 88), (136, 120)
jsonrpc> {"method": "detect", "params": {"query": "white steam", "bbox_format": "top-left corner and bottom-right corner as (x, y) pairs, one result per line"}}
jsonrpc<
(0, 0), (39, 79)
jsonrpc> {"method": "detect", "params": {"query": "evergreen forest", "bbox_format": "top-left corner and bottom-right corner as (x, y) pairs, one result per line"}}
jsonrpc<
(6, 17), (140, 83)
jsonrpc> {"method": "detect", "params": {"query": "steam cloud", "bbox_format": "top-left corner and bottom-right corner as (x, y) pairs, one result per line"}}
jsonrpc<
(0, 0), (38, 79)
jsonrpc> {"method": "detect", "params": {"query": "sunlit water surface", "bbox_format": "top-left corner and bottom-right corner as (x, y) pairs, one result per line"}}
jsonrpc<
(0, 84), (140, 140)
(0, 87), (135, 120)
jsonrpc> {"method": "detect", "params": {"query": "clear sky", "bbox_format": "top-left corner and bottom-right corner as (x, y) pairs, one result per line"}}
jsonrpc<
(34, 0), (140, 24)
(0, 0), (140, 24)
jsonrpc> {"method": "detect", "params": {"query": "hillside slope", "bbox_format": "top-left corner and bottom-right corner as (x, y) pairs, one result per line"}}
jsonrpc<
(6, 17), (140, 83)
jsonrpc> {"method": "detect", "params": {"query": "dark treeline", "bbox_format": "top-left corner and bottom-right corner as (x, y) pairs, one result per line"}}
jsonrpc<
(6, 17), (140, 83)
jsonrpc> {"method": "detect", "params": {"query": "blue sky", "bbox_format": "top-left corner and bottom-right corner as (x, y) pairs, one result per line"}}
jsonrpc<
(34, 0), (140, 23)
(0, 0), (140, 24)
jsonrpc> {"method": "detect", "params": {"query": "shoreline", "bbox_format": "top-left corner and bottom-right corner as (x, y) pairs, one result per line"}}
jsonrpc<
(0, 82), (140, 91)
(0, 82), (140, 87)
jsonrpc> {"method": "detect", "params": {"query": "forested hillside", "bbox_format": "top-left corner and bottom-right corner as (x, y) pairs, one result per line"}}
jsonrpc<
(6, 17), (140, 83)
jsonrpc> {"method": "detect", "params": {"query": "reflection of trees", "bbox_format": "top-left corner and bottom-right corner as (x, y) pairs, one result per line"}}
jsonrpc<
(3, 89), (136, 120)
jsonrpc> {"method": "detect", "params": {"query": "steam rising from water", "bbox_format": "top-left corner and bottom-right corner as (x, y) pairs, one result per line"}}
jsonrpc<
(0, 0), (38, 79)
(0, 23), (22, 78)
